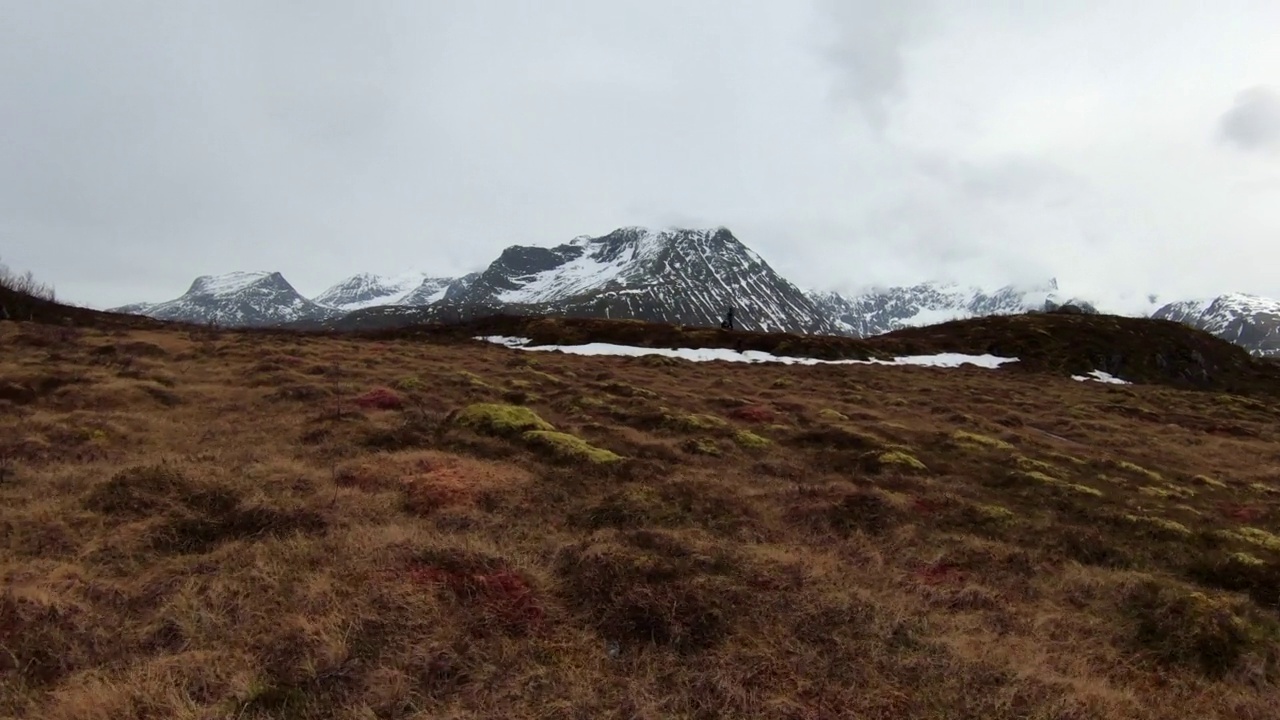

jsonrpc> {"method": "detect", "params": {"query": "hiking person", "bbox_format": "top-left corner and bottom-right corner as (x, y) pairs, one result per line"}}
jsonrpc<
(720, 307), (735, 330)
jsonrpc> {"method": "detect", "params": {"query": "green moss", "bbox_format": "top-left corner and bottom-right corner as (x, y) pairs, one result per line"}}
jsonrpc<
(733, 430), (771, 449)
(1231, 527), (1280, 551)
(1015, 456), (1064, 479)
(525, 369), (565, 386)
(1122, 514), (1192, 537)
(663, 412), (728, 432)
(522, 430), (622, 464)
(818, 408), (849, 422)
(953, 430), (1013, 451)
(1017, 471), (1103, 497)
(974, 503), (1016, 522)
(1111, 459), (1163, 483)
(1061, 482), (1103, 497)
(1248, 483), (1279, 495)
(877, 450), (927, 472)
(394, 375), (426, 391)
(1046, 452), (1088, 467)
(770, 378), (792, 389)
(456, 370), (494, 389)
(1192, 475), (1227, 489)
(1229, 552), (1266, 567)
(454, 403), (554, 436)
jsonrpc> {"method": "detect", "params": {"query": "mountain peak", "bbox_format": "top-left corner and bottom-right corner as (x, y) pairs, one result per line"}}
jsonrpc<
(188, 271), (283, 296)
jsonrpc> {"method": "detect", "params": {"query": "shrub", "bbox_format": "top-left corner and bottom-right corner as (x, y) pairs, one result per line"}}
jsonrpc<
(1121, 579), (1280, 678)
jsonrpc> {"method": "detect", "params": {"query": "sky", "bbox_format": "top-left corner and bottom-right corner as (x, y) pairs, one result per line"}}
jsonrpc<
(2, 1), (1279, 313)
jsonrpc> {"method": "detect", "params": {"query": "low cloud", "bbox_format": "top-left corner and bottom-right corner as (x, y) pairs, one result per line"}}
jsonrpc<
(1218, 86), (1280, 153)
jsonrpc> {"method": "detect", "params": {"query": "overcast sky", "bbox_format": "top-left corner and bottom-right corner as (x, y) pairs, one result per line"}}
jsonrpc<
(3, 1), (1279, 312)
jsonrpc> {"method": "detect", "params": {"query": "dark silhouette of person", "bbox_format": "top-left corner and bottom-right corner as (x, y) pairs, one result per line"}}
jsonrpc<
(720, 307), (735, 330)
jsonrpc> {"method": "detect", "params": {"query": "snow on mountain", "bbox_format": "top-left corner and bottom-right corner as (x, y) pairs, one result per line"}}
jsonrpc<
(445, 227), (837, 334)
(111, 271), (337, 327)
(398, 277), (457, 306)
(810, 279), (1097, 338)
(313, 271), (451, 311)
(1153, 293), (1280, 357)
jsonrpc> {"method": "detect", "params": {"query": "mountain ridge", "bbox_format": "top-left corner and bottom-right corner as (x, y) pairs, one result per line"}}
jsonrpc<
(106, 226), (1280, 357)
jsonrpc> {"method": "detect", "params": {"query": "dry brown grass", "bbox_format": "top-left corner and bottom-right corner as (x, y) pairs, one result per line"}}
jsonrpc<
(2, 318), (1280, 719)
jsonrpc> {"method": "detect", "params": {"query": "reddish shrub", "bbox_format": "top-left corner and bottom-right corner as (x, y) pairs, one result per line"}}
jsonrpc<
(1220, 504), (1265, 523)
(401, 478), (469, 514)
(914, 562), (965, 586)
(911, 497), (944, 516)
(408, 564), (544, 634)
(731, 405), (777, 423)
(354, 387), (404, 410)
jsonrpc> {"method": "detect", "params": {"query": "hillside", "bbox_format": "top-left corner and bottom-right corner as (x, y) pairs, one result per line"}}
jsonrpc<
(3, 303), (1280, 719)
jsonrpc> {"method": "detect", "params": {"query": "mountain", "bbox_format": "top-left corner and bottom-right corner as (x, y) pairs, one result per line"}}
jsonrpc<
(432, 227), (838, 334)
(397, 276), (458, 306)
(104, 227), (1280, 360)
(809, 280), (1098, 338)
(313, 272), (455, 312)
(1153, 294), (1280, 357)
(112, 271), (337, 327)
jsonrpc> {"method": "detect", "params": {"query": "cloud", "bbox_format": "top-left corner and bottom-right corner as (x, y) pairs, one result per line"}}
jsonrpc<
(2, 1), (1280, 310)
(1218, 86), (1280, 153)
(817, 0), (934, 131)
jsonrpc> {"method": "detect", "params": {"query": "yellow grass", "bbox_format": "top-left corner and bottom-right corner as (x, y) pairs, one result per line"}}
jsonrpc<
(1, 319), (1279, 719)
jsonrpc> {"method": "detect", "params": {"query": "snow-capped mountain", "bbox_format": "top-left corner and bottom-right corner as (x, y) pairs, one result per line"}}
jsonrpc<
(112, 271), (338, 327)
(314, 272), (452, 312)
(397, 276), (458, 306)
(439, 227), (837, 334)
(105, 227), (1280, 359)
(1153, 294), (1280, 357)
(809, 279), (1098, 337)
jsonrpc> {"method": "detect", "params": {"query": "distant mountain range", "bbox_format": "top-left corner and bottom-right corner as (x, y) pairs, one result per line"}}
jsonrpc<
(109, 226), (1280, 358)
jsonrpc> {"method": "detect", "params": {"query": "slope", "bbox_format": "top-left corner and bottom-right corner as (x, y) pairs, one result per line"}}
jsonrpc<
(2, 316), (1279, 719)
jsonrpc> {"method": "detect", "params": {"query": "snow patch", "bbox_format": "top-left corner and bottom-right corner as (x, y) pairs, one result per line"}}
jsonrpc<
(1071, 370), (1130, 385)
(190, 271), (275, 296)
(477, 336), (1019, 369)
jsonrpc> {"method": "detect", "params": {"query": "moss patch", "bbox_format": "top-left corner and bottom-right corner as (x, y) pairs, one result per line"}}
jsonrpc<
(953, 430), (1013, 451)
(733, 430), (771, 449)
(522, 430), (622, 464)
(1230, 527), (1280, 551)
(1015, 457), (1064, 479)
(454, 403), (554, 436)
(1110, 459), (1163, 483)
(1017, 471), (1103, 497)
(818, 409), (848, 422)
(455, 370), (495, 389)
(1122, 514), (1192, 538)
(1192, 475), (1227, 489)
(663, 412), (728, 432)
(876, 450), (927, 473)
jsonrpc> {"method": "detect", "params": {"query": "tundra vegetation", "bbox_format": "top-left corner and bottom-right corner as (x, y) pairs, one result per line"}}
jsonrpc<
(2, 283), (1280, 718)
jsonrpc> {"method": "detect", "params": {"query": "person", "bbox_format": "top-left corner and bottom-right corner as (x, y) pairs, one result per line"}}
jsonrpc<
(720, 307), (735, 330)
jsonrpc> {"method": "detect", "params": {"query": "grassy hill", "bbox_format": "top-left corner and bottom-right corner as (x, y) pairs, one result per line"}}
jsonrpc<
(2, 298), (1280, 718)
